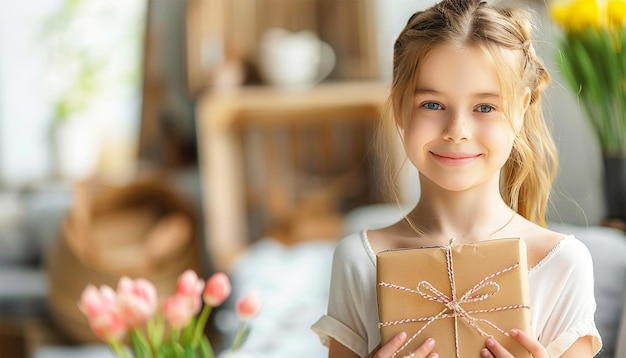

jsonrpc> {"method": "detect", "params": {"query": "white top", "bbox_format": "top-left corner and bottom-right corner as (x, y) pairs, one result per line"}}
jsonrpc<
(311, 231), (602, 357)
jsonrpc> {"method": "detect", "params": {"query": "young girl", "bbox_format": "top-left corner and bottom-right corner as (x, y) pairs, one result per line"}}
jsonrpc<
(311, 0), (602, 357)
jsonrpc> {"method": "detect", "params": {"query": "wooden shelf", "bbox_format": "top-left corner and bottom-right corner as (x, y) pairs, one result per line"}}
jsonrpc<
(196, 81), (389, 271)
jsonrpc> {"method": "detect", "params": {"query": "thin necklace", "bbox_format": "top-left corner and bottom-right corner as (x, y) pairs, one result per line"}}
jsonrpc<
(487, 210), (517, 238)
(403, 209), (517, 244)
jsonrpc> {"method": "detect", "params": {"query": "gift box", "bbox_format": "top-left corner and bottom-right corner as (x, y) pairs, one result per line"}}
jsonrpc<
(376, 238), (532, 358)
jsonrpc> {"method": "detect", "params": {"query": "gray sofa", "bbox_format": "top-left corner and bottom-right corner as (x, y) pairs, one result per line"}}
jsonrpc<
(549, 223), (626, 358)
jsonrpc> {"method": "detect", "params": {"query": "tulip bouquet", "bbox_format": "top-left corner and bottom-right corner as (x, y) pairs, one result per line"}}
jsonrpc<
(550, 0), (626, 155)
(79, 270), (261, 358)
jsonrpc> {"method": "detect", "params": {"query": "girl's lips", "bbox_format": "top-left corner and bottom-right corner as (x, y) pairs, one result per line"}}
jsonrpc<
(430, 151), (481, 166)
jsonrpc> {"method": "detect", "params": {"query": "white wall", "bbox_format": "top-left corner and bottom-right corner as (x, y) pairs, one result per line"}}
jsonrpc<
(0, 1), (59, 186)
(0, 0), (146, 188)
(533, 4), (605, 225)
(375, 0), (439, 82)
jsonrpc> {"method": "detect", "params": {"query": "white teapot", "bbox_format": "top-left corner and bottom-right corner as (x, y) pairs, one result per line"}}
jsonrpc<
(259, 28), (336, 90)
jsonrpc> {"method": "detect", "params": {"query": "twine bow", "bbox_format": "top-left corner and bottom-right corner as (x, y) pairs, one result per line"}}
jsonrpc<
(378, 243), (530, 358)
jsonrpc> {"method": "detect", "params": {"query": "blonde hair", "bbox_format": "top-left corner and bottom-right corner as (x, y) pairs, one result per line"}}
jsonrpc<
(378, 0), (557, 226)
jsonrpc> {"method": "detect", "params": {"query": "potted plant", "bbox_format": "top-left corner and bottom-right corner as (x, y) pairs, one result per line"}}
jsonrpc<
(550, 0), (626, 223)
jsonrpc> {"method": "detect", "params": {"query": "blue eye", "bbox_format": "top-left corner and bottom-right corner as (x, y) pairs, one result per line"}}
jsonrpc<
(423, 102), (443, 110)
(476, 104), (495, 113)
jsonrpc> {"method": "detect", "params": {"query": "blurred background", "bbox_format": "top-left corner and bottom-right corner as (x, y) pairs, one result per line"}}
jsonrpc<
(0, 0), (618, 357)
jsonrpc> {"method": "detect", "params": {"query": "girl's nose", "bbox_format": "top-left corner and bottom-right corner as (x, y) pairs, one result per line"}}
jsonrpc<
(442, 113), (472, 142)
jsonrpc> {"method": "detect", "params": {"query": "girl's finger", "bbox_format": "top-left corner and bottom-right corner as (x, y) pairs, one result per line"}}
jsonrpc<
(372, 332), (407, 358)
(372, 334), (436, 358)
(484, 337), (514, 358)
(509, 329), (548, 357)
(404, 338), (437, 358)
(481, 347), (495, 358)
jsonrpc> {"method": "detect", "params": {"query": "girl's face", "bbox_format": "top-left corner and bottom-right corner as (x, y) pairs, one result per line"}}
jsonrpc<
(400, 44), (526, 193)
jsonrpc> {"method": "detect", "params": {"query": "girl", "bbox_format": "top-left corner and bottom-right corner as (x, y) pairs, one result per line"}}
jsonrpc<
(311, 0), (602, 357)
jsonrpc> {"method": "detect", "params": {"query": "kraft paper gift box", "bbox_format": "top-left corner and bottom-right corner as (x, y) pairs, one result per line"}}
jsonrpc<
(376, 238), (532, 358)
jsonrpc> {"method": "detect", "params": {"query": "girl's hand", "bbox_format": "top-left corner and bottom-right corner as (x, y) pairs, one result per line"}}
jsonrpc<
(368, 332), (438, 358)
(481, 329), (548, 358)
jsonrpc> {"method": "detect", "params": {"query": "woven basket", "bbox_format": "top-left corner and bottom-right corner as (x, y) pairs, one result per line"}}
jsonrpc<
(45, 177), (203, 343)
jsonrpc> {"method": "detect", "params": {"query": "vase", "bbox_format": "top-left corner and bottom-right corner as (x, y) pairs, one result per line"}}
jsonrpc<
(259, 28), (336, 90)
(602, 155), (626, 222)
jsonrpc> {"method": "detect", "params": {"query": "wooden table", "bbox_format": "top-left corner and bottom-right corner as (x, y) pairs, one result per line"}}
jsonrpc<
(196, 81), (389, 271)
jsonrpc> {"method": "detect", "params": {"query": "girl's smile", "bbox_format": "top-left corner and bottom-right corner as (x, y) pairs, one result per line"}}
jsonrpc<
(429, 151), (482, 166)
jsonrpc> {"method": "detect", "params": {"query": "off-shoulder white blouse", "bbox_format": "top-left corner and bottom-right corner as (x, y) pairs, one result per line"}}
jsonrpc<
(311, 231), (602, 357)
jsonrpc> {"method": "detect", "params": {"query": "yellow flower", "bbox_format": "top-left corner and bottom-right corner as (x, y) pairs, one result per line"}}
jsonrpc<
(608, 0), (626, 27)
(550, 0), (603, 32)
(549, 1), (571, 28)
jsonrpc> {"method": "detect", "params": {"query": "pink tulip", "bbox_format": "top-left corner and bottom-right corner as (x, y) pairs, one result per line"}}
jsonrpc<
(79, 284), (127, 342)
(88, 308), (128, 342)
(116, 276), (158, 328)
(162, 294), (196, 329)
(176, 269), (205, 296)
(175, 270), (204, 314)
(236, 290), (262, 321)
(203, 272), (231, 307)
(80, 284), (117, 319)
